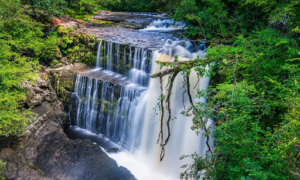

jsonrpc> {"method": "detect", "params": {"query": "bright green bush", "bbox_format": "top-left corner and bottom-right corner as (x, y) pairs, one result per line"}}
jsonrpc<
(31, 0), (67, 16)
(67, 0), (100, 14)
(179, 29), (300, 179)
(0, 160), (6, 177)
(0, 0), (46, 136)
(172, 0), (300, 38)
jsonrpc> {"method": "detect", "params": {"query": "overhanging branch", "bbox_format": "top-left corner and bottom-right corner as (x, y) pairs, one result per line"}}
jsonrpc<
(159, 71), (179, 161)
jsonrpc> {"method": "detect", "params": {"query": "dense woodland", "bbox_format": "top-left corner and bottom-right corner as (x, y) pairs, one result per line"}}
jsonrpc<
(1, 0), (300, 179)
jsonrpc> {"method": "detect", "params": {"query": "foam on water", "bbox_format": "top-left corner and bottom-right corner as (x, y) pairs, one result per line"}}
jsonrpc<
(140, 19), (186, 32)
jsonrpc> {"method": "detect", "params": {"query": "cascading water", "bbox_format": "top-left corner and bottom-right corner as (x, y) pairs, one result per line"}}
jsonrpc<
(69, 72), (147, 149)
(108, 41), (213, 180)
(140, 19), (186, 32)
(95, 41), (152, 87)
(68, 29), (213, 179)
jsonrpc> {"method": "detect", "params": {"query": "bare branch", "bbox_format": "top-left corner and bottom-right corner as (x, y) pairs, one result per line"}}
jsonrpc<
(160, 71), (179, 161)
(186, 73), (212, 152)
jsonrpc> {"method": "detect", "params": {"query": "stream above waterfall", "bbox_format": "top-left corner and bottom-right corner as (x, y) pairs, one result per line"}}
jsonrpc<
(66, 12), (213, 180)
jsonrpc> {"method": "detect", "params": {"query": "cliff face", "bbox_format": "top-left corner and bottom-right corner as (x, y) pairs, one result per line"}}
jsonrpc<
(0, 70), (136, 180)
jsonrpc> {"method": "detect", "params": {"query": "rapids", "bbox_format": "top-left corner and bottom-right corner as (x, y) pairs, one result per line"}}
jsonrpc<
(67, 16), (213, 180)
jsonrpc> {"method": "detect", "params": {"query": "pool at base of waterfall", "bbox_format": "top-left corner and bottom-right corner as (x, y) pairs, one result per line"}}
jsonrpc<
(65, 126), (174, 180)
(108, 151), (174, 180)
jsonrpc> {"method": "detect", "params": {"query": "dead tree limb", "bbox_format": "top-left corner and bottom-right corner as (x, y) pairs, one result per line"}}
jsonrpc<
(153, 58), (212, 161)
(156, 59), (208, 66)
(151, 68), (178, 78)
(160, 71), (179, 161)
(186, 74), (212, 152)
(151, 59), (208, 79)
(157, 77), (164, 148)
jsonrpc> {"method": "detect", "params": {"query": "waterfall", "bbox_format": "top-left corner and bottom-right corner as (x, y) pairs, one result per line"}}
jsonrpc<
(96, 41), (102, 68)
(133, 52), (213, 179)
(70, 73), (146, 148)
(95, 40), (152, 86)
(140, 19), (186, 32)
(69, 40), (212, 180)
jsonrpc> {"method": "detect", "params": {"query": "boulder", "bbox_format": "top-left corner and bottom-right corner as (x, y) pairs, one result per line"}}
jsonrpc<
(106, 148), (121, 153)
(0, 148), (14, 161)
(25, 72), (57, 107)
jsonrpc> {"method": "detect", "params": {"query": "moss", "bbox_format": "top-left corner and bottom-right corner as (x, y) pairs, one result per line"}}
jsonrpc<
(57, 25), (68, 35)
(88, 18), (115, 26)
(51, 71), (77, 104)
(60, 33), (101, 66)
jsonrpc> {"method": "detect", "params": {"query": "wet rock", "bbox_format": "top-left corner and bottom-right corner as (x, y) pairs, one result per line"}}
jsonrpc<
(106, 148), (121, 153)
(73, 23), (173, 49)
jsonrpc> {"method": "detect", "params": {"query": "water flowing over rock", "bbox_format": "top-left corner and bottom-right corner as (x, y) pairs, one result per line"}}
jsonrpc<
(95, 40), (152, 86)
(140, 19), (186, 32)
(1, 68), (136, 180)
(69, 72), (146, 149)
(67, 38), (213, 180)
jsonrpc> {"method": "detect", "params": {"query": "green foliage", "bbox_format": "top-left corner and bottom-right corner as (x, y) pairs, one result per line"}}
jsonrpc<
(25, 0), (102, 16)
(0, 160), (6, 172)
(67, 0), (101, 14)
(0, 160), (6, 180)
(0, 43), (36, 136)
(79, 0), (99, 13)
(100, 0), (167, 12)
(0, 0), (98, 137)
(39, 33), (63, 64)
(0, 0), (45, 136)
(32, 0), (67, 16)
(58, 34), (99, 65)
(172, 0), (300, 38)
(177, 29), (300, 179)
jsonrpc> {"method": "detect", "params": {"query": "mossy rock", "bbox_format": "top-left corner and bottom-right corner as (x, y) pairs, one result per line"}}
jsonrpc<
(57, 25), (68, 35)
(49, 70), (77, 104)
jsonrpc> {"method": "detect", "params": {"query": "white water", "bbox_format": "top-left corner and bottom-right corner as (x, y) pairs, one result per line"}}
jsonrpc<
(109, 151), (174, 180)
(119, 48), (212, 180)
(140, 19), (186, 32)
(69, 26), (213, 179)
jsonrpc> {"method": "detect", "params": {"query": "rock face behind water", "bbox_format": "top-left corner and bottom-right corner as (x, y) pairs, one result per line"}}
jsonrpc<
(48, 63), (92, 109)
(0, 70), (136, 180)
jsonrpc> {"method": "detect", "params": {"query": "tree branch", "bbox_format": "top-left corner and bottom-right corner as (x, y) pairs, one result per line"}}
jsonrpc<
(160, 71), (179, 161)
(186, 73), (212, 152)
